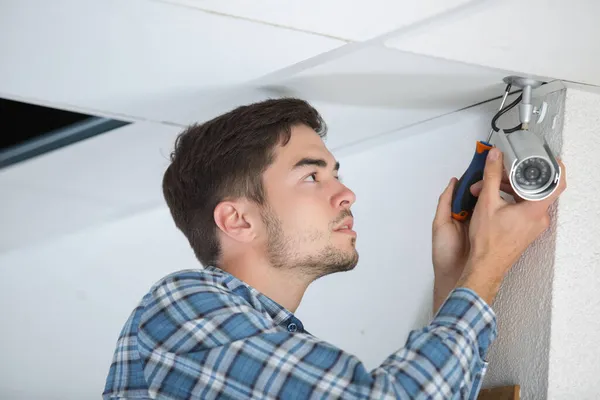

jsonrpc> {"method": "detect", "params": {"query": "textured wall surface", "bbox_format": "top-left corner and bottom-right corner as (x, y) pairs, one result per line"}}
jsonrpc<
(483, 87), (566, 399)
(548, 87), (600, 399)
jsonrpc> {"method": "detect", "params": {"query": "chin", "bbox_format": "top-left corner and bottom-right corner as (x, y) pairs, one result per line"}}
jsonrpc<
(335, 248), (360, 272)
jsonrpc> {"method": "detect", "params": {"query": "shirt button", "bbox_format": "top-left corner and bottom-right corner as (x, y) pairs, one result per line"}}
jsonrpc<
(287, 323), (298, 332)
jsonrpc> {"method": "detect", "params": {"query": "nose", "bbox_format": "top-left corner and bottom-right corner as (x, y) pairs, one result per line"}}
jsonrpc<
(332, 181), (356, 209)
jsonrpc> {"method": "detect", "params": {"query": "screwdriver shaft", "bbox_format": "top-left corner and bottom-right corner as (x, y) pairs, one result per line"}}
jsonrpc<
(487, 85), (512, 143)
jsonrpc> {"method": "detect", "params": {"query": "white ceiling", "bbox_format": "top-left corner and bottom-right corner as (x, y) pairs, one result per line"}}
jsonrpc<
(0, 0), (344, 124)
(154, 0), (473, 41)
(387, 0), (600, 87)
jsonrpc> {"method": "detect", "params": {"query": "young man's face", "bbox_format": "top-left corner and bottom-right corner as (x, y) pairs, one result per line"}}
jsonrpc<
(260, 124), (359, 278)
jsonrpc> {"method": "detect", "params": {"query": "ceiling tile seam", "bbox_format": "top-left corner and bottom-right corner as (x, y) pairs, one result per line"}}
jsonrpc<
(249, 0), (494, 86)
(148, 0), (354, 43)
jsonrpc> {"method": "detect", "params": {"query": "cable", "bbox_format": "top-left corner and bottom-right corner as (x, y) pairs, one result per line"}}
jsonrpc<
(503, 124), (522, 133)
(491, 81), (547, 134)
(491, 92), (522, 133)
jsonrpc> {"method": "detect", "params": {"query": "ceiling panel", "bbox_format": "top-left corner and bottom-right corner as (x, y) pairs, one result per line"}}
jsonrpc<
(157, 0), (472, 41)
(0, 0), (344, 123)
(386, 0), (600, 87)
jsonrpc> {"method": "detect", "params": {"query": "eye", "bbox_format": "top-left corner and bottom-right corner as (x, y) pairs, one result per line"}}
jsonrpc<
(304, 173), (318, 182)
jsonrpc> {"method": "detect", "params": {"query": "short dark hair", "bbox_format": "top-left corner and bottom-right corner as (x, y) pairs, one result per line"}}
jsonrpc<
(162, 98), (327, 266)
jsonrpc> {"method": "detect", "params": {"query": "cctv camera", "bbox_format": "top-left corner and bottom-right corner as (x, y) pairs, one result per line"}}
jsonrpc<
(494, 129), (561, 201)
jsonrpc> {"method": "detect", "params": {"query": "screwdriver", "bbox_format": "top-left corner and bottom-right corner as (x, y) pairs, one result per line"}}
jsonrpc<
(451, 84), (512, 221)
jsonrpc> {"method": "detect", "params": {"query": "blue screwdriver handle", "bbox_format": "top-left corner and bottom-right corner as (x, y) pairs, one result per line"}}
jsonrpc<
(451, 141), (493, 221)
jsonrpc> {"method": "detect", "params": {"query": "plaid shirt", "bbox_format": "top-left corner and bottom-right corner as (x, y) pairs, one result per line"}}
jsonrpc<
(103, 266), (497, 399)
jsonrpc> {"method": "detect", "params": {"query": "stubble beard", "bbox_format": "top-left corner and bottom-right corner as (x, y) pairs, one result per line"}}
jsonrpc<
(261, 208), (359, 280)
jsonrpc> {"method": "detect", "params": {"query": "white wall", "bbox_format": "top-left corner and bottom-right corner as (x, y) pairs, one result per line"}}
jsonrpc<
(0, 208), (198, 400)
(482, 87), (566, 398)
(0, 98), (503, 399)
(468, 85), (600, 399)
(548, 86), (600, 399)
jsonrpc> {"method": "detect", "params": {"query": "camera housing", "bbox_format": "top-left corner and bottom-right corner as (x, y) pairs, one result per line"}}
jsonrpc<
(494, 129), (561, 201)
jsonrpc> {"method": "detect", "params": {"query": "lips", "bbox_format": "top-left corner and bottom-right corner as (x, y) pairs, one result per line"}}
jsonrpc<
(334, 217), (354, 232)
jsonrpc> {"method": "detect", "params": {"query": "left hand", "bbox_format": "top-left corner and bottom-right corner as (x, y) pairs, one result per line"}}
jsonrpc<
(431, 177), (470, 312)
(432, 168), (521, 313)
(432, 178), (470, 280)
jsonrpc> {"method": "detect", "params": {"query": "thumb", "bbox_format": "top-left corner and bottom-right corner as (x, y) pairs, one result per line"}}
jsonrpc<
(482, 147), (504, 199)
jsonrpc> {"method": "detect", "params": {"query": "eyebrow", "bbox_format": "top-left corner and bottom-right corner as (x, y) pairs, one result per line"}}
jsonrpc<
(292, 157), (340, 172)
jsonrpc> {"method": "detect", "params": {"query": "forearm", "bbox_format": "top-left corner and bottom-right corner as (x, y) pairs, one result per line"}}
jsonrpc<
(379, 288), (497, 399)
(435, 258), (504, 314)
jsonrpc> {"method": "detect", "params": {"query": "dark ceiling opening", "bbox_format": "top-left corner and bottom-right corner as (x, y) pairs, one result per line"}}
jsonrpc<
(0, 98), (130, 169)
(0, 98), (91, 150)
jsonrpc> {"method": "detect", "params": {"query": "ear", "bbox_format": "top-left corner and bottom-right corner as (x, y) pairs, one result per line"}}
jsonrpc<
(214, 199), (258, 243)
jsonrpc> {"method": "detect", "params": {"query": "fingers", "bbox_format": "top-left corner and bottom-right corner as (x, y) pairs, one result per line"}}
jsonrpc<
(470, 181), (483, 196)
(502, 167), (510, 185)
(470, 180), (514, 197)
(433, 178), (456, 228)
(481, 148), (505, 200)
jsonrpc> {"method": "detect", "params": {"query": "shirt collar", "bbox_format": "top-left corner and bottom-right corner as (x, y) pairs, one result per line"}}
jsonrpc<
(203, 265), (294, 326)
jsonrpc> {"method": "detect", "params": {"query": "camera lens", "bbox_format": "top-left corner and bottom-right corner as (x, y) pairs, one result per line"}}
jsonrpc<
(515, 157), (551, 190)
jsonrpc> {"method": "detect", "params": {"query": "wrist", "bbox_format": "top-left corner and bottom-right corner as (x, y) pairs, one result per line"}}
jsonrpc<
(434, 267), (462, 281)
(433, 268), (464, 314)
(433, 259), (466, 278)
(456, 258), (505, 305)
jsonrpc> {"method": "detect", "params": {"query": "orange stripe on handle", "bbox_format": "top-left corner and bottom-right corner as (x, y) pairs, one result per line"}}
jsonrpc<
(476, 141), (493, 154)
(452, 211), (469, 221)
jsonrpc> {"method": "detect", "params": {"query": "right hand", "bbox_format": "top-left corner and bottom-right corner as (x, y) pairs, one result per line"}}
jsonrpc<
(457, 147), (567, 303)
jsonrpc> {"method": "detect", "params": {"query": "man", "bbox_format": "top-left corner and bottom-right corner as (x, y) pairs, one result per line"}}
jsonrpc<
(103, 98), (566, 399)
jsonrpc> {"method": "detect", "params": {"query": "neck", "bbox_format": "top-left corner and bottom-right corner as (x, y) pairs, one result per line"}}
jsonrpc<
(218, 252), (311, 313)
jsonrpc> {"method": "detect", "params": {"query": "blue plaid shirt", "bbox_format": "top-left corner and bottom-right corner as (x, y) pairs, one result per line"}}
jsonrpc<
(103, 266), (497, 399)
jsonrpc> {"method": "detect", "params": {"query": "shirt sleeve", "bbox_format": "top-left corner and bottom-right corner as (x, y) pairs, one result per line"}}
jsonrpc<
(137, 280), (497, 400)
